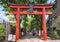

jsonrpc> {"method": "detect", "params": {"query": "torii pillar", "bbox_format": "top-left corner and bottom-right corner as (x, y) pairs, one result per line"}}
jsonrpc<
(9, 4), (53, 41)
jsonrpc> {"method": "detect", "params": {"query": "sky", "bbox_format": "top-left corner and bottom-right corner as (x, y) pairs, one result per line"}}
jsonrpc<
(0, 5), (9, 23)
(47, 0), (55, 4)
(0, 0), (55, 23)
(0, 5), (6, 15)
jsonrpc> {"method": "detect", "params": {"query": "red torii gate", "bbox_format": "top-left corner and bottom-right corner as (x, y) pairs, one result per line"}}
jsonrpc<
(9, 4), (53, 41)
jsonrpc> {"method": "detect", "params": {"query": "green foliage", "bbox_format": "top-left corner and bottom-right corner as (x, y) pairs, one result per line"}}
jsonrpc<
(30, 15), (41, 30)
(23, 15), (42, 31)
(26, 16), (34, 31)
(0, 25), (6, 42)
(0, 0), (47, 33)
(4, 5), (12, 12)
(1, 0), (48, 4)
(36, 0), (47, 4)
(0, 25), (5, 37)
(9, 17), (15, 21)
(0, 0), (48, 14)
(51, 30), (59, 39)
(11, 23), (16, 34)
(22, 15), (28, 28)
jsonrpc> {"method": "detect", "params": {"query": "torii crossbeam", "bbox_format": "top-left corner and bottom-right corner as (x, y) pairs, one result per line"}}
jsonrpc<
(9, 4), (53, 41)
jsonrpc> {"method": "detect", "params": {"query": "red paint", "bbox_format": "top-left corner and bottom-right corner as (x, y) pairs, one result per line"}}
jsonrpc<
(10, 5), (53, 41)
(42, 8), (47, 40)
(10, 5), (52, 9)
(11, 12), (52, 15)
(16, 8), (20, 40)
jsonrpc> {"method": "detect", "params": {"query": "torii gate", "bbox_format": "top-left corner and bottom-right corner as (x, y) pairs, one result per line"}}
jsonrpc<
(9, 4), (53, 41)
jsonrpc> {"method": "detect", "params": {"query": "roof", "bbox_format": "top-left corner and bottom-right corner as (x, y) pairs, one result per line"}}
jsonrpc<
(8, 3), (53, 6)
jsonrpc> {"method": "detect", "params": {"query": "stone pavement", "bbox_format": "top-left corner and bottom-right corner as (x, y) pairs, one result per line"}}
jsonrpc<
(17, 32), (60, 42)
(17, 38), (60, 42)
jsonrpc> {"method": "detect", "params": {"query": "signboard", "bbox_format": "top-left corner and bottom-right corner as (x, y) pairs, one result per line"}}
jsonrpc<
(8, 34), (16, 41)
(12, 35), (16, 41)
(8, 34), (13, 41)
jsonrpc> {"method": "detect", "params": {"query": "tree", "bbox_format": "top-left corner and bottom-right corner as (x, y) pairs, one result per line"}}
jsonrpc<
(21, 15), (28, 35)
(0, 0), (48, 14)
(0, 0), (48, 36)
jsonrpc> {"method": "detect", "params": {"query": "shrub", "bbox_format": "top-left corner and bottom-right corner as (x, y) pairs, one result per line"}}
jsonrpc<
(51, 30), (59, 39)
(11, 23), (16, 34)
(0, 25), (5, 37)
(0, 25), (5, 42)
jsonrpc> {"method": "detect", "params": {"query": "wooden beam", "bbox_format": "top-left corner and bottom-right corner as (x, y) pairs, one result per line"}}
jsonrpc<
(11, 12), (52, 15)
(10, 5), (52, 9)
